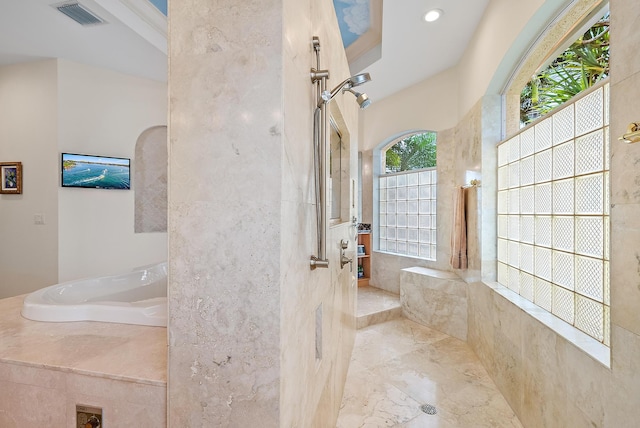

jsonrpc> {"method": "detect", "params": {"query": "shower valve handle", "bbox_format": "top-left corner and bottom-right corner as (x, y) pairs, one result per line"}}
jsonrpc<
(340, 239), (352, 271)
(341, 239), (349, 250)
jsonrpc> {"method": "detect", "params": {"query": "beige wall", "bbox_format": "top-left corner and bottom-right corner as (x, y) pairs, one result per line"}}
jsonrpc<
(361, 68), (460, 151)
(168, 0), (359, 426)
(457, 0), (545, 116)
(0, 61), (59, 298)
(0, 60), (167, 298)
(57, 60), (167, 281)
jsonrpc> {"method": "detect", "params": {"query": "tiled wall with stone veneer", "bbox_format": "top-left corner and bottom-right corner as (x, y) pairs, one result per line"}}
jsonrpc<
(168, 0), (359, 426)
(362, 0), (640, 426)
(0, 363), (166, 427)
(467, 1), (640, 426)
(368, 103), (483, 294)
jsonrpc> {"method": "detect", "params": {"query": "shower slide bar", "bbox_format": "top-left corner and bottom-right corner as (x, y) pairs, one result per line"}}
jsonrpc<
(309, 36), (372, 270)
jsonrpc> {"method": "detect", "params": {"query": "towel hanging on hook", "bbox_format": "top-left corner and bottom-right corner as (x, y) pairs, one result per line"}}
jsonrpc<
(450, 187), (468, 269)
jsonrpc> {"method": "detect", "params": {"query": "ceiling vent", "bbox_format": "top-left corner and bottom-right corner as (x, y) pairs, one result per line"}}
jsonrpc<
(54, 1), (107, 26)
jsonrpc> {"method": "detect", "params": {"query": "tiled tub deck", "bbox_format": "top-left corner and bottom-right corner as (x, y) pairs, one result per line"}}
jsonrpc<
(0, 295), (166, 427)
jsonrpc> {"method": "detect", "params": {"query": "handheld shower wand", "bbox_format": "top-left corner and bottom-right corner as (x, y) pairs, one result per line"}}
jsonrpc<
(319, 72), (372, 108)
(343, 87), (372, 109)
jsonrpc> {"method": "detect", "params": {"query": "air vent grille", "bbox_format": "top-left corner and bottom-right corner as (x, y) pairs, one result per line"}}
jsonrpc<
(55, 2), (106, 26)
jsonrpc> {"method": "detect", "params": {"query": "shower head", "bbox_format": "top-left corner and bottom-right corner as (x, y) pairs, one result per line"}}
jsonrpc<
(348, 73), (371, 88)
(343, 88), (372, 109)
(321, 72), (373, 106)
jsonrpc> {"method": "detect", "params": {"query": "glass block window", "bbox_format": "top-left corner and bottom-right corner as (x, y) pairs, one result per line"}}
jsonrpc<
(497, 82), (610, 345)
(379, 168), (437, 260)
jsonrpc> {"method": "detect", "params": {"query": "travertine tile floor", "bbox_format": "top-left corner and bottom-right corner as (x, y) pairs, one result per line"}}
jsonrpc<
(338, 288), (523, 427)
(357, 286), (402, 329)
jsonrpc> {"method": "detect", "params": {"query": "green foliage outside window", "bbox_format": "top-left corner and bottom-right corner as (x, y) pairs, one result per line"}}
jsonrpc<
(520, 12), (609, 126)
(385, 132), (437, 173)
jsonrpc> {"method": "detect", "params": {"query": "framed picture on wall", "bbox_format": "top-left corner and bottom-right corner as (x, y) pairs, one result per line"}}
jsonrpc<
(0, 162), (22, 194)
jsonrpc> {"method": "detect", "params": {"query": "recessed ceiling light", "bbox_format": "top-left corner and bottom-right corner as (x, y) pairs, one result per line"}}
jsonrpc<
(424, 8), (443, 23)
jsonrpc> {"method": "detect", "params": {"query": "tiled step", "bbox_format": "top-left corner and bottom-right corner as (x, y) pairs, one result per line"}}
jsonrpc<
(356, 286), (402, 329)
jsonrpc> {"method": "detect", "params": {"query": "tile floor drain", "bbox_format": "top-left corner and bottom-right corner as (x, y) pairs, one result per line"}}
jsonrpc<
(420, 403), (437, 415)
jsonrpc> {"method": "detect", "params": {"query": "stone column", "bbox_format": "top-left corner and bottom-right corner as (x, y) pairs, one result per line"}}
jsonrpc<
(168, 1), (283, 425)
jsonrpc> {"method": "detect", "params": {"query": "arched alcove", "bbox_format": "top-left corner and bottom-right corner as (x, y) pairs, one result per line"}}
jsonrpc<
(134, 125), (167, 233)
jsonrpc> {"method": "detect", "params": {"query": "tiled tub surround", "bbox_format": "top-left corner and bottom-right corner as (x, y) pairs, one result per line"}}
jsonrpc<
(0, 295), (166, 426)
(400, 267), (468, 341)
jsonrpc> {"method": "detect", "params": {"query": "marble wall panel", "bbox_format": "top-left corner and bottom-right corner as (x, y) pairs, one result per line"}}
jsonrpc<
(605, 325), (640, 427)
(0, 361), (166, 427)
(400, 267), (468, 341)
(609, 31), (640, 337)
(606, 1), (640, 424)
(0, 360), (66, 389)
(556, 339), (608, 425)
(371, 251), (439, 294)
(168, 0), (285, 424)
(489, 329), (525, 418)
(609, 1), (640, 86)
(489, 288), (523, 348)
(609, 203), (640, 335)
(468, 278), (617, 427)
(520, 301), (609, 427)
(0, 377), (66, 427)
(609, 72), (640, 206)
(480, 95), (502, 281)
(169, 0), (358, 426)
(466, 282), (496, 365)
(519, 314), (561, 427)
(360, 150), (374, 224)
(279, 0), (360, 425)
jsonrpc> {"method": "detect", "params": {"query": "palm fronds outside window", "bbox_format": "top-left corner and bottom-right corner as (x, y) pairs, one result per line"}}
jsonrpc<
(520, 12), (609, 126)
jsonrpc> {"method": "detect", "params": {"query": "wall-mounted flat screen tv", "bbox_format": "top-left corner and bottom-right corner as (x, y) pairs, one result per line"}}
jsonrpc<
(61, 153), (131, 190)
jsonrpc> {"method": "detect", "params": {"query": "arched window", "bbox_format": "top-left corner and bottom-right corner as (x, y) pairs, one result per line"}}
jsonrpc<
(520, 12), (609, 126)
(497, 3), (610, 345)
(378, 131), (437, 259)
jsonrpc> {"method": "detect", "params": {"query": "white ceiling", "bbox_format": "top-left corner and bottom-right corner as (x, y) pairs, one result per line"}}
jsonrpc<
(359, 0), (491, 101)
(0, 0), (490, 101)
(0, 0), (167, 82)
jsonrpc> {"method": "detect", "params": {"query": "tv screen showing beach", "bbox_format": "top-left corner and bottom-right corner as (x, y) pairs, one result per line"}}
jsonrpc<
(61, 153), (130, 190)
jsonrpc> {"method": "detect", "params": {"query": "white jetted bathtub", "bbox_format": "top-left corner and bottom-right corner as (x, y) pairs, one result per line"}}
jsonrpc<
(21, 262), (167, 326)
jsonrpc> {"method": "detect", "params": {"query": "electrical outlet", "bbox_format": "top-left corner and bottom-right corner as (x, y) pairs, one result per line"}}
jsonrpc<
(76, 405), (102, 428)
(34, 214), (45, 225)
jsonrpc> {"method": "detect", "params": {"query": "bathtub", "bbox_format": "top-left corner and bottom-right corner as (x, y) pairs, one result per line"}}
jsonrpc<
(21, 262), (167, 327)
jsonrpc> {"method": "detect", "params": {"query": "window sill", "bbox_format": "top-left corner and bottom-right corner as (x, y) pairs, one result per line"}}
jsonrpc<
(374, 250), (436, 262)
(480, 280), (610, 369)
